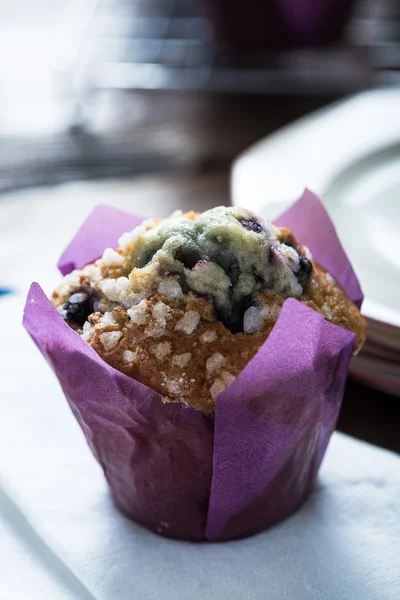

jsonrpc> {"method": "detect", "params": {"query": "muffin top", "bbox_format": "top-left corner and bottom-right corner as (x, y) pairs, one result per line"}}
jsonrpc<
(52, 207), (366, 412)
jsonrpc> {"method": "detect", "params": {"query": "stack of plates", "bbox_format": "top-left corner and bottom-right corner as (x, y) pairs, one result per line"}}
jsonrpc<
(232, 89), (400, 396)
(350, 316), (400, 397)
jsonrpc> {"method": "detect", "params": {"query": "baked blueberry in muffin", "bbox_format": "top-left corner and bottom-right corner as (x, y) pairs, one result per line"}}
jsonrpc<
(52, 207), (366, 412)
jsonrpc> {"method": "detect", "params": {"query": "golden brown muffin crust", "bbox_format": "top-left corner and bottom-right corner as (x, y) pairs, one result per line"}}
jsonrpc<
(83, 259), (365, 414)
(53, 214), (366, 413)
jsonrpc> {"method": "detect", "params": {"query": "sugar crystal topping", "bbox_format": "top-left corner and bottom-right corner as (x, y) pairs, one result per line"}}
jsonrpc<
(54, 206), (313, 336)
(175, 310), (200, 335)
(99, 331), (122, 350)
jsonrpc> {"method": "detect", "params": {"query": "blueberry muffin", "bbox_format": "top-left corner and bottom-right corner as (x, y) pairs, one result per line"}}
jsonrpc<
(52, 207), (366, 413)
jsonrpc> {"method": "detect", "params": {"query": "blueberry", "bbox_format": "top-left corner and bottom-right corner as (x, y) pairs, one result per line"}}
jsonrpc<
(227, 259), (241, 285)
(297, 256), (313, 284)
(211, 250), (240, 284)
(268, 246), (277, 264)
(242, 295), (254, 311)
(60, 289), (98, 327)
(240, 219), (264, 234)
(136, 248), (157, 268)
(175, 246), (201, 270)
(193, 259), (210, 269)
(219, 295), (254, 334)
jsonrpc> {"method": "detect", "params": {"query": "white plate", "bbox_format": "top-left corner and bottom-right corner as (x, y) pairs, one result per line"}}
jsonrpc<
(231, 89), (400, 329)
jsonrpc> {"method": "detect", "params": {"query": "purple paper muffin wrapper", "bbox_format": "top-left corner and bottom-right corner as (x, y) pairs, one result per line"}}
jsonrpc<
(23, 190), (362, 542)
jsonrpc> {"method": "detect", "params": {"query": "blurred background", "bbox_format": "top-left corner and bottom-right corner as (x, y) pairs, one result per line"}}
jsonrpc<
(1, 0), (400, 190)
(1, 0), (400, 452)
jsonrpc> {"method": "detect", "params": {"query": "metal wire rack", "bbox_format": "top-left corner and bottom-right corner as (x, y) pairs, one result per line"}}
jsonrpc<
(1, 0), (399, 193)
(66, 0), (400, 102)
